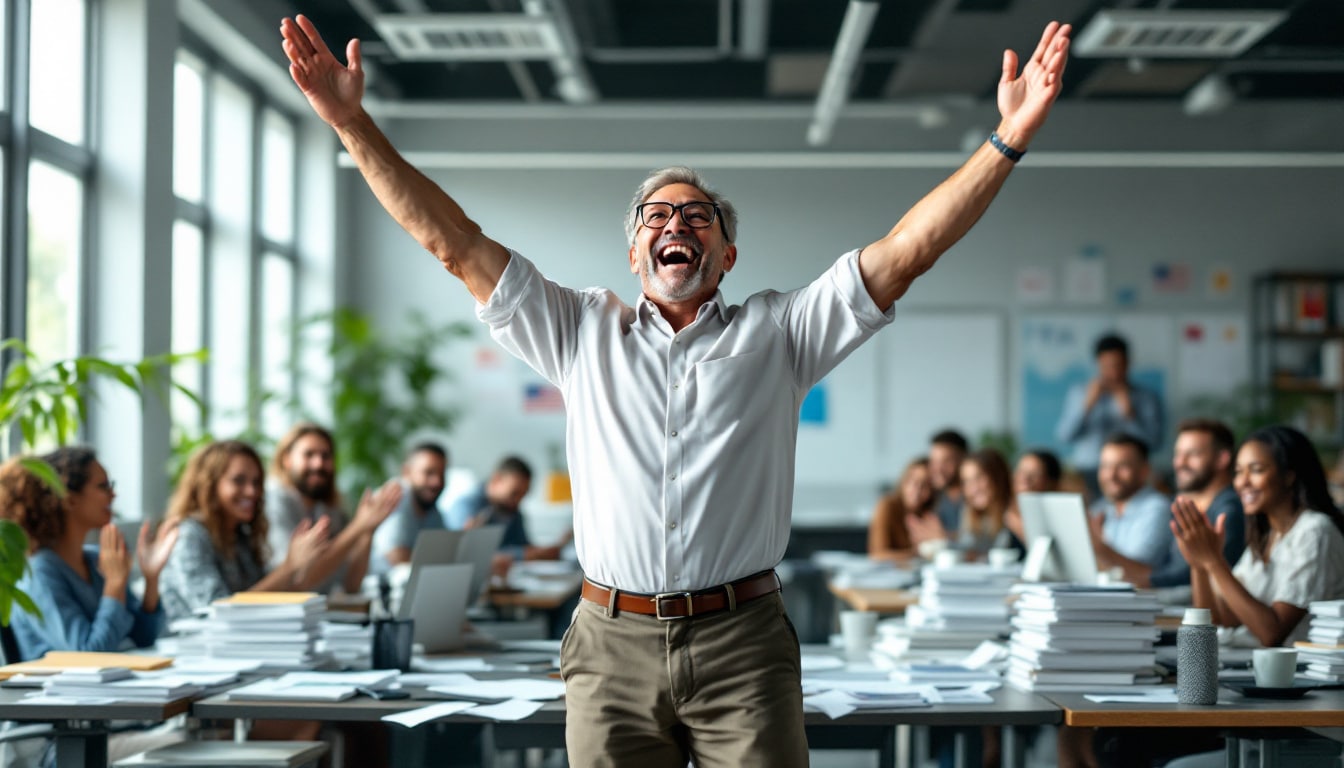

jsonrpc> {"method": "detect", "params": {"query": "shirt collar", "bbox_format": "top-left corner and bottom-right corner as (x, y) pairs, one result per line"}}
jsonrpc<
(634, 290), (729, 330)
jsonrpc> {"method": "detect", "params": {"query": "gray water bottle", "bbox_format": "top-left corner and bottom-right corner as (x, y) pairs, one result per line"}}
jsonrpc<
(1177, 607), (1218, 704)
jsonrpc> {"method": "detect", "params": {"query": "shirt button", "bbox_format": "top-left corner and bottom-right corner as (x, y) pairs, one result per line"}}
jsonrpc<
(669, 522), (677, 530)
(669, 473), (677, 481)
(673, 383), (680, 389)
(670, 430), (678, 437)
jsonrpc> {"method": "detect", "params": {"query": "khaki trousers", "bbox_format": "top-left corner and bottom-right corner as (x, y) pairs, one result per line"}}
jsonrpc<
(560, 589), (808, 768)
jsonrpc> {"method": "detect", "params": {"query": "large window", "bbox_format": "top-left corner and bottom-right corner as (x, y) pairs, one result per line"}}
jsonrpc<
(25, 161), (82, 362)
(172, 42), (302, 441)
(28, 0), (86, 145)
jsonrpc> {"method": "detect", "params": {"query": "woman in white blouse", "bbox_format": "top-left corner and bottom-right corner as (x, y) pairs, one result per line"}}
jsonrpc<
(1172, 424), (1344, 647)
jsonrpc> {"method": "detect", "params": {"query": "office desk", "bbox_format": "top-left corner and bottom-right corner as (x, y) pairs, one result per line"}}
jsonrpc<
(1048, 689), (1344, 768)
(0, 688), (193, 768)
(193, 681), (1060, 768)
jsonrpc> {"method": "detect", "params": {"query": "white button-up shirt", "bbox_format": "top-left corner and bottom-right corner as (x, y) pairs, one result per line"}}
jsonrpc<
(478, 249), (893, 593)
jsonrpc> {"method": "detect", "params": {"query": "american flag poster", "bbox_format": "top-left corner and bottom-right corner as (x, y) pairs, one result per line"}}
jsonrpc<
(523, 383), (565, 413)
(1152, 263), (1191, 294)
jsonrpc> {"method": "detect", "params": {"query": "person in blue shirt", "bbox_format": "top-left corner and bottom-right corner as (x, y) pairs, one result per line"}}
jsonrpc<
(446, 456), (568, 563)
(369, 442), (449, 575)
(1055, 333), (1165, 501)
(0, 447), (178, 660)
(1087, 434), (1174, 582)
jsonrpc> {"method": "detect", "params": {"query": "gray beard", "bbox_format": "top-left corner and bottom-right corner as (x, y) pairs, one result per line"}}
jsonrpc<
(644, 254), (713, 302)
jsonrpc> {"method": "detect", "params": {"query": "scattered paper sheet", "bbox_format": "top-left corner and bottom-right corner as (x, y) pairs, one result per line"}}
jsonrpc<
(397, 673), (477, 687)
(1084, 689), (1179, 704)
(382, 701), (476, 728)
(803, 690), (858, 719)
(428, 678), (565, 701)
(467, 698), (544, 721)
(961, 641), (1007, 669)
(22, 694), (118, 705)
(800, 656), (845, 672)
(412, 657), (491, 672)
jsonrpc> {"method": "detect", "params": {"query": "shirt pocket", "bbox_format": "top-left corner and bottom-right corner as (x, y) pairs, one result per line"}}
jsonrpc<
(691, 350), (771, 435)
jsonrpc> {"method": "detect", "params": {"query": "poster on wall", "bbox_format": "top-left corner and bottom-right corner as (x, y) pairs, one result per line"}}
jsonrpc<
(1176, 315), (1248, 397)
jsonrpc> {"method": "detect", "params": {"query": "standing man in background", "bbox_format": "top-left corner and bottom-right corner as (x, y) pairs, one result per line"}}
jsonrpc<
(281, 14), (1071, 764)
(1055, 333), (1164, 500)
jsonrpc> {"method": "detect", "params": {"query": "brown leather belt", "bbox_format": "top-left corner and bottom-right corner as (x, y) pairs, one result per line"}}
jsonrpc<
(580, 570), (781, 620)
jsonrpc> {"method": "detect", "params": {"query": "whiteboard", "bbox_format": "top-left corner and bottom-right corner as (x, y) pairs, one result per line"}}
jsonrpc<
(882, 312), (1005, 471)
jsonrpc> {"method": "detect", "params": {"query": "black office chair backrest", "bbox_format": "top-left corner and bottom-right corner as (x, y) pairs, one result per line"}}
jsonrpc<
(0, 623), (22, 665)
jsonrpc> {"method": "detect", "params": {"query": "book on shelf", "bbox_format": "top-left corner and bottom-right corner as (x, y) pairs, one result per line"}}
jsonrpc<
(1296, 282), (1329, 333)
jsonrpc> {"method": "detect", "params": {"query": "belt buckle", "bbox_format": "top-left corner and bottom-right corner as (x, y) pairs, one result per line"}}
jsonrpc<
(653, 591), (694, 620)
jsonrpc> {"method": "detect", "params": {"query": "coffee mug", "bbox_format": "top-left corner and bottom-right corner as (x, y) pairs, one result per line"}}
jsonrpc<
(839, 610), (878, 658)
(1252, 647), (1298, 688)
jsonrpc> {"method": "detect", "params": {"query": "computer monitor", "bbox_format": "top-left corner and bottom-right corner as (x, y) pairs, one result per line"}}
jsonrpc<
(1016, 492), (1100, 584)
(397, 562), (475, 652)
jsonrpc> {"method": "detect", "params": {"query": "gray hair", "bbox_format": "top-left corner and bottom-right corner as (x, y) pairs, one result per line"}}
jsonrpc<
(624, 166), (738, 245)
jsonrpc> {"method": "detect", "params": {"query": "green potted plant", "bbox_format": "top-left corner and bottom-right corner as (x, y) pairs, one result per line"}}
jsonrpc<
(302, 308), (474, 502)
(0, 339), (205, 624)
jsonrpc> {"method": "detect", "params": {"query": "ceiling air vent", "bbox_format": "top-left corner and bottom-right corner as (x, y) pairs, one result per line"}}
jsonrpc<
(372, 14), (565, 61)
(1074, 10), (1286, 58)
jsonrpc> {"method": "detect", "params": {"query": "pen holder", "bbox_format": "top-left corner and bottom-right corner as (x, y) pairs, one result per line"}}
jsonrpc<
(372, 618), (415, 672)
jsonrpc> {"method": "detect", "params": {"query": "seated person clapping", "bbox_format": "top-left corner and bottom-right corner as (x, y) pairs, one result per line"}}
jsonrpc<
(1003, 448), (1062, 542)
(1172, 425), (1344, 647)
(1087, 434), (1174, 583)
(0, 448), (178, 660)
(158, 440), (333, 622)
(867, 457), (936, 562)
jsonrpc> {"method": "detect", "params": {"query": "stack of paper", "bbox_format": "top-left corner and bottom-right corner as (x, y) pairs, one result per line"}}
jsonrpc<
(1005, 583), (1161, 691)
(319, 622), (374, 668)
(43, 673), (205, 701)
(202, 592), (327, 669)
(874, 564), (1016, 658)
(1296, 601), (1344, 682)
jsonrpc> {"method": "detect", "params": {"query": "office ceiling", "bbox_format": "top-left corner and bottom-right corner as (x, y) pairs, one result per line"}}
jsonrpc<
(261, 0), (1342, 114)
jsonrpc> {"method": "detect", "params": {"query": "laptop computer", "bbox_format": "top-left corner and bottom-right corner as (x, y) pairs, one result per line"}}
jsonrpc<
(1017, 492), (1100, 584)
(408, 529), (465, 570)
(397, 562), (475, 653)
(455, 525), (507, 600)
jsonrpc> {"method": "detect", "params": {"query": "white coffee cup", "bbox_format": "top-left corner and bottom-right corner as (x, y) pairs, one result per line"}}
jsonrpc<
(987, 548), (1018, 569)
(934, 549), (961, 569)
(839, 610), (878, 658)
(1252, 647), (1298, 688)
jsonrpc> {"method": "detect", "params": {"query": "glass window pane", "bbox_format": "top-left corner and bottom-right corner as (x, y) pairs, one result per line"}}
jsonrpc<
(260, 110), (294, 243)
(260, 253), (294, 438)
(27, 161), (83, 363)
(172, 220), (205, 428)
(173, 52), (206, 203)
(0, 0), (9, 111)
(29, 0), (86, 144)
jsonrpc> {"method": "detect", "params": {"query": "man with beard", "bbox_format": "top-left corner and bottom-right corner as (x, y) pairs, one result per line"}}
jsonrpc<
(370, 442), (450, 575)
(1088, 433), (1175, 584)
(281, 13), (1070, 765)
(1136, 418), (1245, 589)
(267, 422), (402, 595)
(928, 429), (969, 534)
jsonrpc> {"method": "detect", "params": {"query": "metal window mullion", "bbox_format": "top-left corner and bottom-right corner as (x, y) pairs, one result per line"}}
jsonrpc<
(3, 0), (29, 348)
(247, 89), (264, 432)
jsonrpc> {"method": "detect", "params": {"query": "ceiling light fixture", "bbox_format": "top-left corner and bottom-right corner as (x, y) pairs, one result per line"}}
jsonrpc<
(807, 1), (879, 147)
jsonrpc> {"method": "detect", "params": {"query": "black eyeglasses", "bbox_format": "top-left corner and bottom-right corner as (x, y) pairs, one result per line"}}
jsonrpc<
(636, 201), (724, 235)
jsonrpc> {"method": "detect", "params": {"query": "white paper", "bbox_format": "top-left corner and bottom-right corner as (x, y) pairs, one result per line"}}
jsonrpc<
(21, 694), (118, 705)
(397, 673), (477, 687)
(800, 655), (845, 672)
(961, 641), (1007, 669)
(466, 698), (545, 721)
(803, 690), (859, 719)
(429, 678), (565, 701)
(280, 670), (400, 687)
(1084, 689), (1179, 704)
(169, 656), (266, 673)
(412, 657), (491, 672)
(382, 701), (476, 728)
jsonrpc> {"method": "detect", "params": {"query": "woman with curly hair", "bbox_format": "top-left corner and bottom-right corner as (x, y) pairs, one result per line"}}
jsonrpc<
(157, 440), (330, 623)
(868, 457), (937, 562)
(0, 447), (178, 660)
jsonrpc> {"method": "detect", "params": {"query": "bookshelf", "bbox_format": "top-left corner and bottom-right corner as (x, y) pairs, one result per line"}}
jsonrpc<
(1252, 272), (1344, 456)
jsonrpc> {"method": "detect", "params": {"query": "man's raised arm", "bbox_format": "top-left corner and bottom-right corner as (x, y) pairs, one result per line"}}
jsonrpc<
(281, 15), (509, 303)
(857, 22), (1071, 310)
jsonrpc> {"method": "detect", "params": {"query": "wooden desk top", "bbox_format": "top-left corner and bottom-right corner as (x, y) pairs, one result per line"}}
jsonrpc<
(1047, 688), (1344, 728)
(827, 585), (920, 614)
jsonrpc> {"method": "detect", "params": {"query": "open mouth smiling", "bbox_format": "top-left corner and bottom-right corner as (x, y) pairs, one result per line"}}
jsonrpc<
(655, 241), (701, 269)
